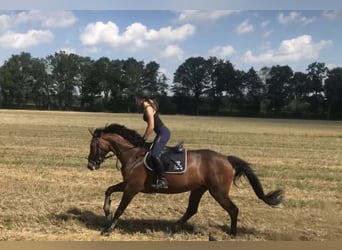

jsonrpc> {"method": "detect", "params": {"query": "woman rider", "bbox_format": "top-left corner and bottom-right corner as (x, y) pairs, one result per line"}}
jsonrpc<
(136, 90), (170, 189)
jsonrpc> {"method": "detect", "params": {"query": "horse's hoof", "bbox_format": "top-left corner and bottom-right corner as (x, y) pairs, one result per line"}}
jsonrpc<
(209, 234), (217, 241)
(229, 232), (237, 238)
(101, 231), (110, 237)
(101, 228), (112, 236)
(172, 224), (182, 234)
(101, 231), (110, 236)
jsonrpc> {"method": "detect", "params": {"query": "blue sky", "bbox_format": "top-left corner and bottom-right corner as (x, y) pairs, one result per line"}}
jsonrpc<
(0, 7), (342, 82)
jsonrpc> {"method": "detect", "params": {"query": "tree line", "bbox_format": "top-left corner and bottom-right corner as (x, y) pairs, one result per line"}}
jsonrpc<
(0, 51), (341, 119)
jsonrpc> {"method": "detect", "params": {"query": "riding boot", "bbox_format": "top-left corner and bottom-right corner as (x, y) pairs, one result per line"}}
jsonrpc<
(151, 156), (168, 189)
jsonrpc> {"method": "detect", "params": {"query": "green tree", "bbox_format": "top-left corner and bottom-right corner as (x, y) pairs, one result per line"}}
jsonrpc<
(0, 65), (15, 107)
(306, 62), (328, 113)
(207, 57), (237, 114)
(142, 61), (159, 95)
(172, 57), (211, 114)
(27, 57), (50, 108)
(242, 67), (265, 113)
(288, 72), (309, 113)
(79, 57), (98, 110)
(265, 65), (294, 113)
(121, 57), (144, 112)
(324, 67), (342, 119)
(142, 61), (168, 96)
(0, 52), (39, 107)
(105, 59), (124, 111)
(46, 51), (82, 109)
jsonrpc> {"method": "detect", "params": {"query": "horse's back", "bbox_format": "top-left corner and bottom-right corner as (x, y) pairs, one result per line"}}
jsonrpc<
(186, 149), (235, 185)
(187, 149), (230, 166)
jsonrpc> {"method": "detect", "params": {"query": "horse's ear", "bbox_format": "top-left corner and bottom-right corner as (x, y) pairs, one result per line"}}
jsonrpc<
(88, 128), (94, 136)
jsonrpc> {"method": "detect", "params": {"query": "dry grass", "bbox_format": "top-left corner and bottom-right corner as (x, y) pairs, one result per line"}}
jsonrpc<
(0, 109), (341, 241)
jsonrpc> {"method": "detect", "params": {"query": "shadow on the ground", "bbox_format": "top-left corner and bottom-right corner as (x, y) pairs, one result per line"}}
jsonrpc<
(54, 207), (268, 240)
(55, 207), (194, 234)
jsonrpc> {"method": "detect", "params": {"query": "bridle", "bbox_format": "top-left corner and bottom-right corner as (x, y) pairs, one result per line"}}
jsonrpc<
(87, 136), (108, 167)
(88, 135), (138, 169)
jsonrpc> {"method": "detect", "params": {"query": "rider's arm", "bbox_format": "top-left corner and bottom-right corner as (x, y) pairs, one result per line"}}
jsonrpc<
(143, 105), (155, 141)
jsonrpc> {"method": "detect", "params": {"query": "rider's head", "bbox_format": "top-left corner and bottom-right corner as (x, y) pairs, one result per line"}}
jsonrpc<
(136, 89), (152, 105)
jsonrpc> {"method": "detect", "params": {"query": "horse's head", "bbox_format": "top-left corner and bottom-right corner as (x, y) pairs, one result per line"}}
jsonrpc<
(87, 128), (111, 171)
(87, 124), (147, 171)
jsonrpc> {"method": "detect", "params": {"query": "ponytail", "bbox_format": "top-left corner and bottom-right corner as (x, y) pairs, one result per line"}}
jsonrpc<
(146, 98), (158, 111)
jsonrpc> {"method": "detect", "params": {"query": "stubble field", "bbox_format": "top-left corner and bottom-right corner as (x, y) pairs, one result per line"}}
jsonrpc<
(0, 109), (341, 241)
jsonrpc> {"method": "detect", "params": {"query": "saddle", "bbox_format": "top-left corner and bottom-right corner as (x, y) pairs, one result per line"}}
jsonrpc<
(144, 142), (187, 174)
(162, 141), (184, 154)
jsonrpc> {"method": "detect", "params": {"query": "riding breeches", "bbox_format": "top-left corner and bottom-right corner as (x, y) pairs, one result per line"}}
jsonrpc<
(150, 126), (170, 157)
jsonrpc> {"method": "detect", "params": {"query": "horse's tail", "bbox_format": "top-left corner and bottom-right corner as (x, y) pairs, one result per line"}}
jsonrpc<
(227, 155), (284, 207)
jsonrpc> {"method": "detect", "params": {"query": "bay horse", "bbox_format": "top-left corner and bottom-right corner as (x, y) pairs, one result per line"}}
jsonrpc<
(87, 123), (284, 237)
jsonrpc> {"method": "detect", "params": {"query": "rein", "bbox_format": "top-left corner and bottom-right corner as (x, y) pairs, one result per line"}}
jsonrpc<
(94, 153), (120, 170)
(111, 145), (137, 170)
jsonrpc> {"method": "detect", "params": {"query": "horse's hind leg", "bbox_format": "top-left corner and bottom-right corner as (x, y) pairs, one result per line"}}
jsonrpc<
(209, 190), (239, 236)
(103, 182), (125, 220)
(175, 186), (207, 229)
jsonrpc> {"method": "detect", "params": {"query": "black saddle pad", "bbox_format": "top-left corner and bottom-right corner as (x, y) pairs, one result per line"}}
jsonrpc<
(143, 149), (187, 174)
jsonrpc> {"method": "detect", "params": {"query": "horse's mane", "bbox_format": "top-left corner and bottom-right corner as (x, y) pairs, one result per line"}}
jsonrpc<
(94, 123), (146, 147)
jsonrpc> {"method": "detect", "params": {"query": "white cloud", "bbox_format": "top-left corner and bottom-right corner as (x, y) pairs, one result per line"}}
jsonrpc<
(260, 20), (271, 28)
(15, 10), (45, 24)
(146, 24), (195, 43)
(263, 30), (274, 37)
(0, 14), (11, 31)
(80, 21), (120, 47)
(58, 47), (77, 54)
(2, 10), (77, 29)
(80, 21), (195, 52)
(278, 11), (316, 26)
(159, 67), (168, 75)
(177, 10), (240, 22)
(41, 11), (78, 28)
(0, 29), (54, 49)
(209, 45), (236, 58)
(236, 19), (254, 35)
(241, 35), (332, 65)
(322, 10), (342, 21)
(84, 46), (100, 54)
(326, 63), (340, 70)
(160, 45), (184, 60)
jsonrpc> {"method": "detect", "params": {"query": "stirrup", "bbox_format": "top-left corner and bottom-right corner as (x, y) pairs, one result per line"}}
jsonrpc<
(152, 178), (168, 189)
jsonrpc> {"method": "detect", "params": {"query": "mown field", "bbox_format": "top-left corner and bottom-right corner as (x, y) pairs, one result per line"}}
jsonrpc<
(0, 109), (341, 241)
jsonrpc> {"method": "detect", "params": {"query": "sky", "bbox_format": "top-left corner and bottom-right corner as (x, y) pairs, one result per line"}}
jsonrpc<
(0, 1), (342, 83)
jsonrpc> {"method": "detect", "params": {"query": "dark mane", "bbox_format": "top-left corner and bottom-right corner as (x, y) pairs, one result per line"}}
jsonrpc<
(95, 124), (145, 147)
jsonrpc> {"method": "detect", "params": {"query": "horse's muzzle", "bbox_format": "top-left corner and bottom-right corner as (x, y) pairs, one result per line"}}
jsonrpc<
(87, 160), (100, 171)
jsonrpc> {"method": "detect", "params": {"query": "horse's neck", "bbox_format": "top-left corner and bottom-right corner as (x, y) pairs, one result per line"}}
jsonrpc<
(117, 146), (145, 169)
(107, 135), (144, 166)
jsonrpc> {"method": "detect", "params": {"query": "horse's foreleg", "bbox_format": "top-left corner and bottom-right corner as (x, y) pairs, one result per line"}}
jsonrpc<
(103, 182), (125, 220)
(101, 191), (136, 236)
(175, 186), (207, 229)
